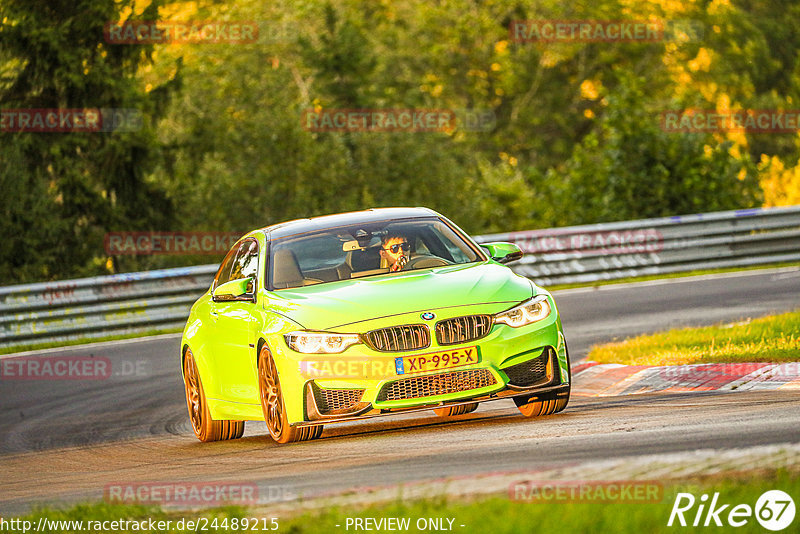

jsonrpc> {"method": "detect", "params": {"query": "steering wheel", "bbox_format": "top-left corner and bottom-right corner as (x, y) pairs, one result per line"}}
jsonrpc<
(404, 254), (450, 269)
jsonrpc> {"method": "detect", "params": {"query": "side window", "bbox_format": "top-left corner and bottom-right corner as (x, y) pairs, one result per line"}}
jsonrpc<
(229, 239), (259, 292)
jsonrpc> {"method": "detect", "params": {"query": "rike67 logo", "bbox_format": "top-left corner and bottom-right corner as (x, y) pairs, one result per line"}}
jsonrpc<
(668, 490), (795, 531)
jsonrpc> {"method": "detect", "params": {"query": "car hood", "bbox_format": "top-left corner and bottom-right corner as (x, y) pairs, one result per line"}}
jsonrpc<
(267, 262), (534, 330)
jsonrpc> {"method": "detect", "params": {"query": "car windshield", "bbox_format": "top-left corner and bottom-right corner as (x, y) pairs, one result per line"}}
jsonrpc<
(269, 217), (482, 289)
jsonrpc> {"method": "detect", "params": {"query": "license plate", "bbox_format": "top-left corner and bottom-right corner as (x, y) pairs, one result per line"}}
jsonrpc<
(395, 346), (479, 375)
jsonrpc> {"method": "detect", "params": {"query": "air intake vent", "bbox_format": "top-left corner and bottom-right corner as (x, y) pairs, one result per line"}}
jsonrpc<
(363, 324), (430, 352)
(435, 315), (492, 345)
(311, 384), (366, 415)
(377, 368), (496, 401)
(502, 348), (551, 387)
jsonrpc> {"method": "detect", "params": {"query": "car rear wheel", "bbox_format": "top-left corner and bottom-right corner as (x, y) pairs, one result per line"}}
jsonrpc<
(258, 344), (323, 444)
(514, 343), (571, 417)
(434, 402), (478, 417)
(514, 394), (562, 417)
(183, 348), (245, 442)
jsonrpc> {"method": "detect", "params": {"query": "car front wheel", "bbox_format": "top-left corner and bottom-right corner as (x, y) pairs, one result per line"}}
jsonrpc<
(258, 343), (323, 444)
(514, 344), (571, 417)
(434, 403), (478, 417)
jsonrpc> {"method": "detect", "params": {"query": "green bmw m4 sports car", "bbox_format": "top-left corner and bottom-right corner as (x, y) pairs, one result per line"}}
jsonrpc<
(181, 208), (571, 444)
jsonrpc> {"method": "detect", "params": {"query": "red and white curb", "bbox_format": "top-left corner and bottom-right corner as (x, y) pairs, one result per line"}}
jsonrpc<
(572, 361), (800, 396)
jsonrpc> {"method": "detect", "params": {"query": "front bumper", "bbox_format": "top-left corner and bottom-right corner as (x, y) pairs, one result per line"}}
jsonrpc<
(301, 343), (568, 425)
(275, 297), (570, 426)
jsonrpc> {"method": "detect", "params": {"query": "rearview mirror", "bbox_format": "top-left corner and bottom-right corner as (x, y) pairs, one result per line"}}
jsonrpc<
(481, 242), (523, 264)
(213, 276), (255, 302)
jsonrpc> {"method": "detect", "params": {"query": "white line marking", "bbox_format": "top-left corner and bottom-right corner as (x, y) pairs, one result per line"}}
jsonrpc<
(553, 266), (800, 295)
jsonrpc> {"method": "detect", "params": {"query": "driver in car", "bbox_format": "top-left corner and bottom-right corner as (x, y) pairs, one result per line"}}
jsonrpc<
(380, 233), (412, 272)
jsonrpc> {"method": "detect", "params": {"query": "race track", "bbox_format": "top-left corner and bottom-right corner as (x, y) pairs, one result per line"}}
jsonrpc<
(1, 267), (799, 513)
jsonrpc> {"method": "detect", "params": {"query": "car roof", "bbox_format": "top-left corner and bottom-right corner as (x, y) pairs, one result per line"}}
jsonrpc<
(256, 207), (441, 240)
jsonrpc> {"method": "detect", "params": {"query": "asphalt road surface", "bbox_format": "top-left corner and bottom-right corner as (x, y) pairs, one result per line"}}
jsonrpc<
(1, 267), (799, 513)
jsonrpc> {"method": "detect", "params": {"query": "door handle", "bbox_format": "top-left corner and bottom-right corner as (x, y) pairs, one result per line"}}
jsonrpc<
(210, 310), (218, 317)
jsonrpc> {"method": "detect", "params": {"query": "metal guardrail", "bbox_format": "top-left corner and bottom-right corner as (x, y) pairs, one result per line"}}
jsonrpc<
(2, 206), (799, 349)
(476, 205), (800, 286)
(0, 265), (217, 349)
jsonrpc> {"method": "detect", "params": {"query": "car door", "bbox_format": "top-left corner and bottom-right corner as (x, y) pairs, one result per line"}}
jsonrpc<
(208, 238), (261, 405)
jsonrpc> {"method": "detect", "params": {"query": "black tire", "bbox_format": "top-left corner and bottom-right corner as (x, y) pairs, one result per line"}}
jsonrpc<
(434, 402), (479, 417)
(258, 344), (323, 444)
(553, 342), (572, 413)
(183, 348), (245, 442)
(514, 343), (571, 417)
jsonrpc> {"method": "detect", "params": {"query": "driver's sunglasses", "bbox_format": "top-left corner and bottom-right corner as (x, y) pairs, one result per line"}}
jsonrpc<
(384, 242), (411, 254)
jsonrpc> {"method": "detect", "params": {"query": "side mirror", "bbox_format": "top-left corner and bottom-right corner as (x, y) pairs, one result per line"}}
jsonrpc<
(481, 242), (524, 264)
(213, 276), (255, 302)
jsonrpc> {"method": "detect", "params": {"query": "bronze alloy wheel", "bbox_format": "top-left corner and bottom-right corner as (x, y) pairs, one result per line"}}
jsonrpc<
(433, 402), (479, 417)
(514, 394), (561, 417)
(257, 343), (322, 444)
(183, 348), (244, 442)
(515, 344), (571, 417)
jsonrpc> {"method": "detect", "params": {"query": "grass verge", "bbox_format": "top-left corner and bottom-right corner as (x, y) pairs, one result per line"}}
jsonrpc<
(588, 310), (800, 366)
(5, 469), (798, 533)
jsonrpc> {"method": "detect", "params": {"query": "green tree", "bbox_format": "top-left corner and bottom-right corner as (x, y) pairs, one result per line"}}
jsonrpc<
(554, 74), (762, 224)
(0, 0), (179, 282)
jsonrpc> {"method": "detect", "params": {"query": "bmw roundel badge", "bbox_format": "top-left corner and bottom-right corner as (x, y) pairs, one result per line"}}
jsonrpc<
(421, 312), (436, 321)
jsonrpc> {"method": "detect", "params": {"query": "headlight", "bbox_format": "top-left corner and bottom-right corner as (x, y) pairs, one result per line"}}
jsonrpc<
(494, 295), (551, 327)
(284, 331), (361, 353)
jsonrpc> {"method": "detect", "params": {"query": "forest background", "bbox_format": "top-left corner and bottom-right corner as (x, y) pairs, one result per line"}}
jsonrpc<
(2, 0), (799, 283)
